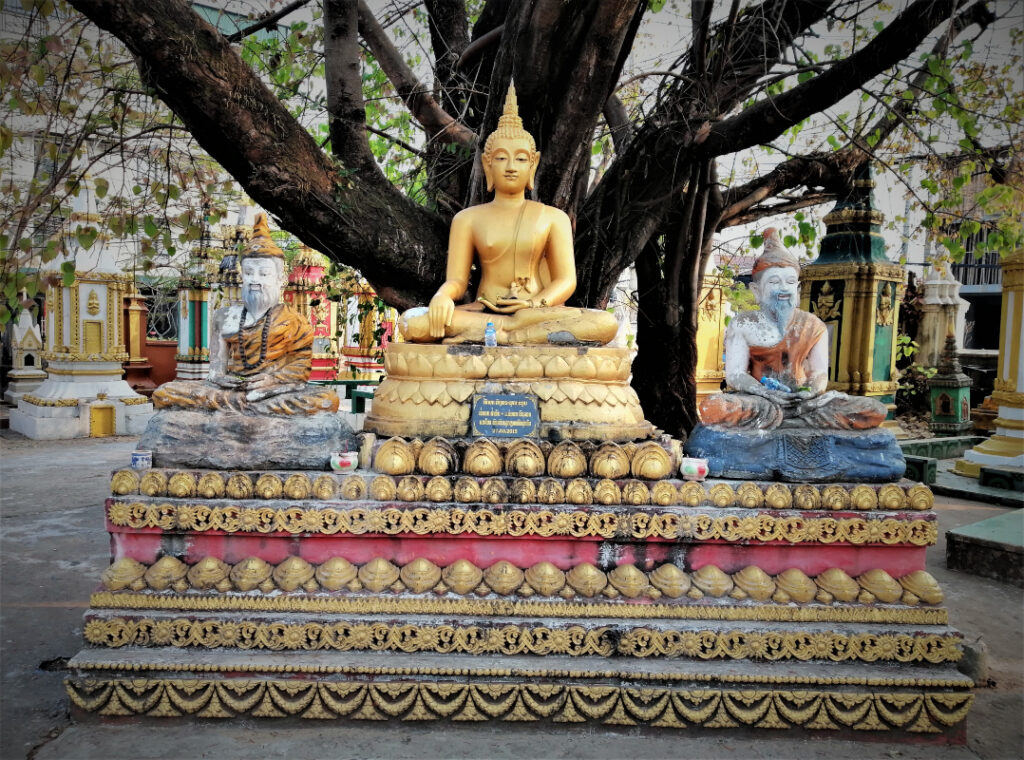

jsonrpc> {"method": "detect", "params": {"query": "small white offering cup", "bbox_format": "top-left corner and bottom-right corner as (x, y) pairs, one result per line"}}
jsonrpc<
(330, 451), (359, 473)
(130, 450), (153, 470)
(679, 457), (709, 481)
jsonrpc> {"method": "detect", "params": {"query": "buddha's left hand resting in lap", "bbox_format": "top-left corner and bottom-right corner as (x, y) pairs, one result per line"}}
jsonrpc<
(152, 214), (338, 416)
(399, 83), (618, 347)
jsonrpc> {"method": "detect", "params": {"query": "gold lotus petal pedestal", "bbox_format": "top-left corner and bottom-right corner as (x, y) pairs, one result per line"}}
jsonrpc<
(364, 343), (654, 441)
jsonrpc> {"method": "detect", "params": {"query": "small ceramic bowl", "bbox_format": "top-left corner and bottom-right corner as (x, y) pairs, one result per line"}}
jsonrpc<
(330, 451), (359, 473)
(130, 450), (153, 470)
(679, 457), (709, 481)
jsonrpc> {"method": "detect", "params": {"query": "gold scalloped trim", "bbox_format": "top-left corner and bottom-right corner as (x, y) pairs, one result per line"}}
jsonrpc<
(64, 678), (973, 730)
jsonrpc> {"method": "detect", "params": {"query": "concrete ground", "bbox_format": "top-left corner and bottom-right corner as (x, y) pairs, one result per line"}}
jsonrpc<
(1, 432), (1021, 760)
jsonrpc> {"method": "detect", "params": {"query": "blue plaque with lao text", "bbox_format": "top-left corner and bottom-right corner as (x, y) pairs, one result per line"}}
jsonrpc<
(471, 393), (539, 437)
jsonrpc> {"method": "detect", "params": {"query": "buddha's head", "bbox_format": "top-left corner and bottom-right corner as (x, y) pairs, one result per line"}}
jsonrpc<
(750, 228), (801, 329)
(482, 83), (539, 194)
(240, 213), (286, 315)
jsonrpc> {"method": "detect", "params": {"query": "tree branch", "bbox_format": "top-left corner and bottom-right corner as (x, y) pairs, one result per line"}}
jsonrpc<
(699, 0), (967, 156)
(356, 0), (476, 147)
(224, 0), (312, 43)
(324, 0), (377, 174)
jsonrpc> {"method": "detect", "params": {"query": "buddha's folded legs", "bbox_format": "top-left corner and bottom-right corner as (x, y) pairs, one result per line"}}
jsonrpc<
(152, 381), (338, 416)
(399, 305), (618, 346)
(699, 392), (784, 430)
(790, 391), (888, 430)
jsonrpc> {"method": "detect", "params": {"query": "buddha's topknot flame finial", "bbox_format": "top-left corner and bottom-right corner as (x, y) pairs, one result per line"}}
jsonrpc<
(243, 213), (285, 260)
(483, 80), (537, 155)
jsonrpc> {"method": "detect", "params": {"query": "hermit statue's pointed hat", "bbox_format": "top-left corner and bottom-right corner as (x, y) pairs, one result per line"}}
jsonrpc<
(242, 213), (285, 260)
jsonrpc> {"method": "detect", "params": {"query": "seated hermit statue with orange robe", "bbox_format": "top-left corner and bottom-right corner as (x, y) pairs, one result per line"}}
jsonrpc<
(399, 84), (618, 346)
(699, 229), (886, 431)
(152, 214), (338, 416)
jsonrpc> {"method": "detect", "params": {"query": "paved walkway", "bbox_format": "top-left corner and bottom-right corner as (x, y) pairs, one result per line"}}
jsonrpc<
(1, 433), (1021, 760)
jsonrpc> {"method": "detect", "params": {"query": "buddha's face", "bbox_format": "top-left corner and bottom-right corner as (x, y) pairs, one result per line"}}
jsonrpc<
(240, 256), (285, 315)
(752, 265), (799, 329)
(483, 136), (538, 194)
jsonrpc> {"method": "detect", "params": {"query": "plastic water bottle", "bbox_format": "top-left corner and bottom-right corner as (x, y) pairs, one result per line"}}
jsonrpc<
(484, 321), (498, 347)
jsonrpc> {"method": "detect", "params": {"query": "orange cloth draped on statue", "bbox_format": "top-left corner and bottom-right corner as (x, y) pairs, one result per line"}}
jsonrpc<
(699, 309), (885, 430)
(153, 305), (338, 415)
(228, 304), (313, 382)
(746, 310), (826, 386)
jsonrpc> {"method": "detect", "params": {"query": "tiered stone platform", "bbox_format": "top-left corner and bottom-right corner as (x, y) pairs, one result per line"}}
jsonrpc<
(66, 435), (973, 739)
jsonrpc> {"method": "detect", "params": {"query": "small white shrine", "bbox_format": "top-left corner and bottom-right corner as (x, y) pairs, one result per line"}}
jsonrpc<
(9, 180), (154, 439)
(3, 306), (47, 403)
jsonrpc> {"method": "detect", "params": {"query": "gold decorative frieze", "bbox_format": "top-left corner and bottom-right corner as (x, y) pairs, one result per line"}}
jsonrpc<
(120, 396), (151, 406)
(22, 395), (79, 407)
(103, 501), (938, 545)
(63, 679), (973, 731)
(107, 468), (935, 512)
(98, 556), (945, 609)
(82, 617), (962, 663)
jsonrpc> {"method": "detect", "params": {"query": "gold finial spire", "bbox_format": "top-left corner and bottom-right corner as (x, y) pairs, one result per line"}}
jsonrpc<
(243, 213), (285, 260)
(483, 80), (537, 155)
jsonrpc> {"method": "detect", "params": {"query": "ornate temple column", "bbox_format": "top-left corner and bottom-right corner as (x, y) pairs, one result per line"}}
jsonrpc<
(121, 283), (155, 394)
(955, 250), (1024, 476)
(917, 258), (969, 368)
(799, 164), (905, 436)
(9, 180), (153, 438)
(284, 245), (338, 381)
(695, 269), (727, 406)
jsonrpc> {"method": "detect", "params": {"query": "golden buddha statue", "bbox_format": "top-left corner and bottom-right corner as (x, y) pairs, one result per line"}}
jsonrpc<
(152, 215), (338, 416)
(399, 84), (618, 346)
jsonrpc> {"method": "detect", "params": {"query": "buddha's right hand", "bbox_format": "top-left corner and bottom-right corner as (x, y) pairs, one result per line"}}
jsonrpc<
(428, 294), (455, 338)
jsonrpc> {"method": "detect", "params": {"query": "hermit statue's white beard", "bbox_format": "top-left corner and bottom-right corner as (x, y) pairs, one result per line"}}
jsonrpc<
(764, 297), (795, 333)
(242, 285), (280, 319)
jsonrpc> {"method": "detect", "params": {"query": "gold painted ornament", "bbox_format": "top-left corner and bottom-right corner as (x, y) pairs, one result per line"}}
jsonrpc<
(772, 568), (817, 604)
(464, 439), (502, 476)
(442, 559), (484, 595)
(736, 482), (763, 508)
(566, 562), (608, 598)
(608, 564), (649, 598)
(564, 479), (593, 505)
(649, 563), (690, 598)
(197, 472), (226, 499)
(707, 483), (735, 508)
(763, 483), (792, 509)
(254, 474), (283, 500)
(524, 561), (566, 596)
(815, 568), (860, 603)
(230, 556), (274, 592)
(273, 556), (316, 592)
(504, 439), (545, 477)
(358, 558), (400, 592)
(283, 474), (312, 500)
(102, 557), (147, 591)
(417, 437), (458, 476)
(877, 483), (907, 510)
(140, 471), (168, 497)
(144, 556), (188, 592)
(400, 558), (442, 593)
(453, 477), (481, 503)
(374, 438), (416, 476)
(226, 473), (253, 500)
(484, 560), (525, 595)
(397, 476), (425, 502)
(630, 442), (672, 480)
(110, 470), (139, 496)
(593, 479), (621, 505)
(510, 478), (537, 504)
(678, 481), (705, 506)
(537, 478), (565, 504)
(547, 441), (586, 478)
(590, 442), (629, 479)
(425, 476), (453, 502)
(481, 478), (508, 503)
(691, 565), (734, 597)
(186, 556), (231, 591)
(651, 481), (678, 506)
(313, 475), (337, 500)
(315, 557), (357, 591)
(792, 485), (820, 510)
(850, 484), (878, 510)
(731, 565), (776, 601)
(340, 475), (367, 501)
(820, 485), (851, 510)
(370, 475), (397, 501)
(620, 480), (651, 506)
(857, 569), (903, 604)
(906, 484), (934, 510)
(899, 570), (943, 605)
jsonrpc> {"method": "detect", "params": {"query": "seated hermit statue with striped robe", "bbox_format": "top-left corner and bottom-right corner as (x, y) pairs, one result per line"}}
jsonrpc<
(152, 214), (338, 416)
